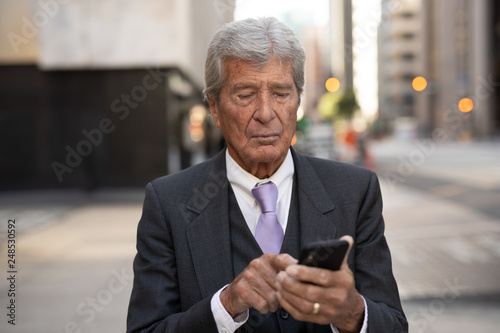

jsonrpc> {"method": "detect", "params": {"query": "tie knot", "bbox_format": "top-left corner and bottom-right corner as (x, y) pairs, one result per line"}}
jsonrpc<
(251, 182), (278, 213)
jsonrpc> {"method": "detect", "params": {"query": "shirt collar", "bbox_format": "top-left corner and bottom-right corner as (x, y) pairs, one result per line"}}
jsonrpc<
(226, 149), (294, 206)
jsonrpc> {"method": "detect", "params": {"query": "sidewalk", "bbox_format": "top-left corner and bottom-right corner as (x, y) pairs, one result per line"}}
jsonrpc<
(0, 189), (144, 333)
(372, 138), (500, 332)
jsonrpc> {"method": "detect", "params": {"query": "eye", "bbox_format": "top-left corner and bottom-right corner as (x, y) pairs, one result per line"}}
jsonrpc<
(237, 92), (255, 100)
(275, 92), (289, 98)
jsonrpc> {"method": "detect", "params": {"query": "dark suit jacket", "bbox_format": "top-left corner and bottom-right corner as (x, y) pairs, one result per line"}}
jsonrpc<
(127, 148), (408, 333)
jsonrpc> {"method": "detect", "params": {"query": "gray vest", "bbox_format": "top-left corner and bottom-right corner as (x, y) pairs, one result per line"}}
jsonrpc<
(228, 179), (308, 333)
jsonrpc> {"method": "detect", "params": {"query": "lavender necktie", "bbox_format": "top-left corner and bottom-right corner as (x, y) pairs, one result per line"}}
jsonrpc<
(251, 182), (284, 254)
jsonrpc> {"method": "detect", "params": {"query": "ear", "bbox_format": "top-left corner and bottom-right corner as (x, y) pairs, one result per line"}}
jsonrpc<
(207, 97), (221, 128)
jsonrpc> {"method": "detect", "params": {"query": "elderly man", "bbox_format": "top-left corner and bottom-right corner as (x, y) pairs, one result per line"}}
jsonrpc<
(127, 17), (407, 333)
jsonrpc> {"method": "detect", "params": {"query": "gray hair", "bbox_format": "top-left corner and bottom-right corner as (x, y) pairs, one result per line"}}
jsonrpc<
(203, 17), (306, 103)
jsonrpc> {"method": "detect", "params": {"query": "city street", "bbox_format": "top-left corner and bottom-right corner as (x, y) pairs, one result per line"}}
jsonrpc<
(0, 190), (144, 333)
(0, 139), (499, 332)
(372, 138), (500, 332)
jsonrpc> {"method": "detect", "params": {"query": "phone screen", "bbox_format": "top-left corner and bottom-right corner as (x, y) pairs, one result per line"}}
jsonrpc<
(299, 239), (348, 271)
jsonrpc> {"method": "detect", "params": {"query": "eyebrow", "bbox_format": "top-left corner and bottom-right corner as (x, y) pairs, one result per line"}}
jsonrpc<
(269, 83), (294, 90)
(231, 82), (294, 92)
(232, 83), (258, 92)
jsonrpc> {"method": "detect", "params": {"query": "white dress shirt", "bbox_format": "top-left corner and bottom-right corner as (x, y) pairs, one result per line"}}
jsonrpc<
(210, 149), (368, 333)
(226, 149), (294, 236)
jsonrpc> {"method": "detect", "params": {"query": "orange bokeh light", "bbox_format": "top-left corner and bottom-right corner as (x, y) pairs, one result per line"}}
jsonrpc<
(325, 78), (340, 93)
(458, 98), (474, 113)
(412, 76), (427, 91)
(291, 134), (297, 146)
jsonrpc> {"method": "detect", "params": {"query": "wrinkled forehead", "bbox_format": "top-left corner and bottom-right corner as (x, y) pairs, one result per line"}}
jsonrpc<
(222, 56), (295, 85)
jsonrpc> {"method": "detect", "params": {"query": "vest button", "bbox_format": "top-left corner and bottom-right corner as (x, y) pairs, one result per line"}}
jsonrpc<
(280, 309), (289, 319)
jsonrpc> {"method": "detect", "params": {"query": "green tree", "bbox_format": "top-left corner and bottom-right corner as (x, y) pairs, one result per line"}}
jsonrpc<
(318, 89), (359, 122)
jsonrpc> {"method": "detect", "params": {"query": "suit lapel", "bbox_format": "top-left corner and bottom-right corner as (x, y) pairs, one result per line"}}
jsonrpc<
(184, 151), (235, 298)
(182, 149), (339, 298)
(291, 149), (338, 247)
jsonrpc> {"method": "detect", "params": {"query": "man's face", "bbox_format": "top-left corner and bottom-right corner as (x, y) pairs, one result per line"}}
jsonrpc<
(208, 57), (299, 176)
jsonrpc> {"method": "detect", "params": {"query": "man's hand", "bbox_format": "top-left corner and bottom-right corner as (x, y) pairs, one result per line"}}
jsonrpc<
(220, 253), (297, 317)
(277, 236), (365, 333)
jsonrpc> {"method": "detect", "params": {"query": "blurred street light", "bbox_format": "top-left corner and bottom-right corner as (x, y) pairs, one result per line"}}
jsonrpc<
(325, 77), (341, 93)
(412, 76), (428, 92)
(458, 97), (474, 113)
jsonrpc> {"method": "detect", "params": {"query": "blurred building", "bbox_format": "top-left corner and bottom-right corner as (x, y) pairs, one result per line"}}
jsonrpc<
(416, 0), (500, 138)
(378, 0), (421, 134)
(330, 0), (354, 90)
(303, 25), (331, 122)
(378, 0), (500, 138)
(0, 0), (233, 190)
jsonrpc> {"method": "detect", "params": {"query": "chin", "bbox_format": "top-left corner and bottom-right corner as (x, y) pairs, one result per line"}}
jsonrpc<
(250, 146), (286, 163)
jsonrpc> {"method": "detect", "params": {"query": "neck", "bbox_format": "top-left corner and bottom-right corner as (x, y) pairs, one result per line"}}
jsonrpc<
(246, 160), (285, 179)
(228, 150), (286, 179)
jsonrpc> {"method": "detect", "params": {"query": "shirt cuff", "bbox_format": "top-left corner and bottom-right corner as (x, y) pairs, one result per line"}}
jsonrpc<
(330, 295), (368, 333)
(210, 285), (249, 333)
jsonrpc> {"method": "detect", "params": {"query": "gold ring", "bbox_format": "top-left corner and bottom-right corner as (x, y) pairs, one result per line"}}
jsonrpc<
(312, 302), (320, 315)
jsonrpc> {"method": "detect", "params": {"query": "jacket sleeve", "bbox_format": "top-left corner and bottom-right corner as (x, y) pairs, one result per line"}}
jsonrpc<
(353, 171), (408, 332)
(126, 183), (219, 333)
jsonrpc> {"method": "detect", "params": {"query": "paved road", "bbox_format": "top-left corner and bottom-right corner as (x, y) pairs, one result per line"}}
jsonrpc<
(372, 139), (500, 332)
(0, 190), (143, 333)
(0, 139), (499, 332)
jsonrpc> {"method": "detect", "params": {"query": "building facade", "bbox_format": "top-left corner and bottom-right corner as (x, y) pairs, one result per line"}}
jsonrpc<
(416, 0), (499, 139)
(330, 0), (354, 90)
(378, 0), (421, 134)
(378, 0), (500, 139)
(0, 0), (233, 190)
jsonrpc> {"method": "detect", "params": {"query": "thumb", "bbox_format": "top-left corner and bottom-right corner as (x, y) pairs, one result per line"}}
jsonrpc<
(339, 235), (354, 269)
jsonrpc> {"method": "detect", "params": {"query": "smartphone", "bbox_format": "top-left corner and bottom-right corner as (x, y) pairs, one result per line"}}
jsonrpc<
(298, 239), (349, 271)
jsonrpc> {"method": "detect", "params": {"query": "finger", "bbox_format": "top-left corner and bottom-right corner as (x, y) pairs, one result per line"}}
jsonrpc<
(241, 254), (282, 291)
(230, 275), (279, 314)
(285, 264), (337, 287)
(278, 291), (331, 325)
(246, 256), (283, 311)
(279, 267), (328, 304)
(279, 276), (321, 305)
(269, 253), (298, 272)
(339, 235), (354, 270)
(278, 288), (311, 316)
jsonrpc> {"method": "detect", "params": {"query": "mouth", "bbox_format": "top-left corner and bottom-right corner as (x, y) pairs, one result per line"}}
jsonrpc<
(251, 134), (280, 143)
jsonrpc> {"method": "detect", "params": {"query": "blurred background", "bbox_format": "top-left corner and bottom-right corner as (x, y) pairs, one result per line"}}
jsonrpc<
(0, 0), (499, 332)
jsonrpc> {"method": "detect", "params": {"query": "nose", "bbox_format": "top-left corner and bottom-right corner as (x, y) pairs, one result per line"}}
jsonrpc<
(253, 93), (275, 123)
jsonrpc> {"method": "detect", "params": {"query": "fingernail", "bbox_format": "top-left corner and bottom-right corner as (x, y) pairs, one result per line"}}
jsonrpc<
(287, 266), (298, 276)
(277, 271), (285, 283)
